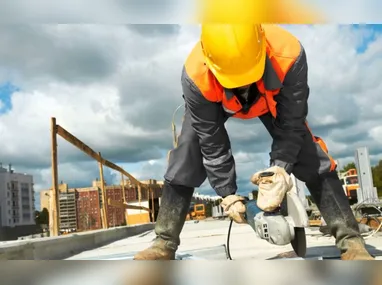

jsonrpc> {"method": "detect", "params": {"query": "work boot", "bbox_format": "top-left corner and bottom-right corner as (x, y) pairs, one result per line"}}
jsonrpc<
(306, 171), (374, 260)
(133, 238), (176, 260)
(133, 181), (194, 260)
(340, 237), (374, 260)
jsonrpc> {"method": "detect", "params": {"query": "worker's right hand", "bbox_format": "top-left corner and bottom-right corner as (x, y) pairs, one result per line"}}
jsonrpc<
(251, 166), (293, 212)
(220, 195), (247, 224)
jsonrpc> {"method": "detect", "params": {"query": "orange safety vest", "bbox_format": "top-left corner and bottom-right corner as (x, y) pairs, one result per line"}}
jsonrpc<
(184, 25), (302, 120)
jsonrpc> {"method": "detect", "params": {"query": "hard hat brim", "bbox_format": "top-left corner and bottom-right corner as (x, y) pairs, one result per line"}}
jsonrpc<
(206, 48), (266, 89)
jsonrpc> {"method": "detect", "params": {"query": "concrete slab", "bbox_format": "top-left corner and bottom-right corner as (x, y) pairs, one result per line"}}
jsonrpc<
(66, 219), (382, 260)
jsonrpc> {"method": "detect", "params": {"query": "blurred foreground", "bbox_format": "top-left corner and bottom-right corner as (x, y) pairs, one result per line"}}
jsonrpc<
(1, 260), (382, 285)
(1, 219), (382, 284)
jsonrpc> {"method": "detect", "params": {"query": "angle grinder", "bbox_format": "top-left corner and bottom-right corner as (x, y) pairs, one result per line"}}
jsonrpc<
(244, 190), (309, 257)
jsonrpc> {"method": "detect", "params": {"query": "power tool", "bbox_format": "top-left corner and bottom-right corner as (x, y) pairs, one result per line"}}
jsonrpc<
(246, 190), (309, 256)
(226, 190), (309, 259)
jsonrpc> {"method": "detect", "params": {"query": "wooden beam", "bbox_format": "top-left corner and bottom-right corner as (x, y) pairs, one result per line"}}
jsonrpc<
(108, 198), (152, 213)
(98, 152), (108, 229)
(121, 173), (128, 225)
(55, 124), (148, 189)
(150, 188), (155, 222)
(52, 118), (156, 230)
(50, 118), (59, 236)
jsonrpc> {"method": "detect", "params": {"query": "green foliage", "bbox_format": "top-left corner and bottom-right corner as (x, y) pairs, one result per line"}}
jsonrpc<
(372, 160), (382, 197)
(35, 208), (49, 225)
(341, 162), (356, 172)
(205, 203), (213, 217)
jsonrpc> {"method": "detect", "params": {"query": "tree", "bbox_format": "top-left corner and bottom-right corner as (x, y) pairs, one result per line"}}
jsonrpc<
(80, 212), (90, 230)
(341, 162), (356, 172)
(205, 202), (213, 217)
(372, 160), (382, 197)
(35, 208), (49, 225)
(90, 216), (96, 228)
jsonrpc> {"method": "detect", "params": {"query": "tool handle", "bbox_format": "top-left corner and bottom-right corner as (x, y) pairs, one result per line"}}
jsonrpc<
(259, 171), (274, 178)
(245, 200), (262, 230)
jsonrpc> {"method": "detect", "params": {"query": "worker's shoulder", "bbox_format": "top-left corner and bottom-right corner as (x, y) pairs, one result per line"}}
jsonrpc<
(182, 41), (212, 84)
(183, 41), (207, 75)
(263, 24), (303, 59)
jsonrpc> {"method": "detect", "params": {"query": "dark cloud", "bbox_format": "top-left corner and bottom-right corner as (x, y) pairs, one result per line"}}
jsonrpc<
(118, 79), (184, 132)
(54, 132), (173, 166)
(133, 160), (167, 182)
(125, 99), (183, 132)
(115, 0), (182, 23)
(0, 127), (172, 170)
(20, 161), (118, 195)
(0, 1), (182, 23)
(127, 24), (181, 37)
(0, 156), (48, 170)
(0, 25), (120, 84)
(330, 128), (371, 144)
(328, 141), (382, 162)
(307, 120), (356, 138)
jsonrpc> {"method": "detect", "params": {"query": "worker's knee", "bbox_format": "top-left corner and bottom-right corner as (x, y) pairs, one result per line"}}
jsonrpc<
(164, 139), (206, 188)
(293, 160), (335, 186)
(292, 131), (337, 184)
(302, 170), (339, 189)
(164, 169), (206, 188)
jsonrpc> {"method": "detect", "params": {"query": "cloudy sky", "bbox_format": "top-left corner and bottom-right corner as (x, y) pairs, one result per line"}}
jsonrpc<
(0, 24), (381, 210)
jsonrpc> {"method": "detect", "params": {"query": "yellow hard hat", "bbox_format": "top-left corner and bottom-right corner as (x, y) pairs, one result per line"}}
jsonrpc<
(201, 24), (266, 89)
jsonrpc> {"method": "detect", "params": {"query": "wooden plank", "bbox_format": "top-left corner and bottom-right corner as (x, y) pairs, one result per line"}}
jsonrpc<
(309, 220), (322, 227)
(107, 198), (152, 213)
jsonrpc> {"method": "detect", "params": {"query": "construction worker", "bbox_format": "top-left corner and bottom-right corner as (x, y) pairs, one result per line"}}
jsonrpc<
(134, 24), (374, 260)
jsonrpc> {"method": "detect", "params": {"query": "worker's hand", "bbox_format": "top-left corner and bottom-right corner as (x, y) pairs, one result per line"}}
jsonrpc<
(251, 166), (293, 212)
(220, 195), (247, 224)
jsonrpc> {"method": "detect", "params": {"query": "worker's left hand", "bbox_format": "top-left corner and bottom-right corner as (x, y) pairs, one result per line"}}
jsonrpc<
(251, 166), (293, 212)
(220, 195), (247, 224)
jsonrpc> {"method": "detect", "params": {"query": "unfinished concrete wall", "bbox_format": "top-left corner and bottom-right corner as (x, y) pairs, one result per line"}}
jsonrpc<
(0, 223), (154, 260)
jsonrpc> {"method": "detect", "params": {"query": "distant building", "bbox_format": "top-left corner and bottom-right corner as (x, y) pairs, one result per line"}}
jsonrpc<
(57, 183), (77, 233)
(0, 163), (35, 227)
(75, 185), (102, 231)
(192, 192), (221, 204)
(40, 178), (163, 233)
(105, 185), (125, 228)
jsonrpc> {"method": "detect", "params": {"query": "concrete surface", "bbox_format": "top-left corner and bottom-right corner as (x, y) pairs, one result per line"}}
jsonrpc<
(67, 219), (382, 260)
(0, 223), (154, 260)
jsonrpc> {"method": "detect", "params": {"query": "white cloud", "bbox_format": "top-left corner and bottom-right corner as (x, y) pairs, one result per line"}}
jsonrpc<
(0, 24), (381, 203)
